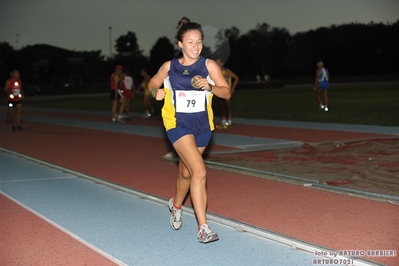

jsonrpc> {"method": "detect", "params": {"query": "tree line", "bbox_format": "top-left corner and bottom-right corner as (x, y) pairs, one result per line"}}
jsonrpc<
(1, 20), (398, 94)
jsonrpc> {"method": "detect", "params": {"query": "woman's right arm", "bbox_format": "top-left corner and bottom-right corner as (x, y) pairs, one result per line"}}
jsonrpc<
(314, 69), (320, 91)
(148, 61), (171, 100)
(4, 80), (9, 94)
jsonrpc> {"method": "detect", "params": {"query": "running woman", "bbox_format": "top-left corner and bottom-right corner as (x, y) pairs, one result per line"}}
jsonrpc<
(5, 70), (24, 131)
(149, 17), (231, 244)
(314, 61), (330, 111)
(215, 58), (239, 129)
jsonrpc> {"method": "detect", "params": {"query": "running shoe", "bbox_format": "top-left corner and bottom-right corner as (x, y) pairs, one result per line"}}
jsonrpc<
(198, 224), (219, 244)
(116, 116), (126, 124)
(215, 123), (225, 129)
(168, 198), (183, 230)
(324, 106), (329, 112)
(142, 112), (151, 118)
(318, 104), (325, 111)
(216, 122), (229, 129)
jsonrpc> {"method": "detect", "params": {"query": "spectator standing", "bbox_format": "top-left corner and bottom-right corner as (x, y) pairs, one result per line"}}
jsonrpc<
(215, 58), (239, 129)
(314, 61), (330, 111)
(5, 70), (24, 131)
(110, 65), (126, 123)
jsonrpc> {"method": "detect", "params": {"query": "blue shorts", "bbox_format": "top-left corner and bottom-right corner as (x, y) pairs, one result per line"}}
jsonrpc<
(318, 83), (329, 90)
(167, 127), (212, 147)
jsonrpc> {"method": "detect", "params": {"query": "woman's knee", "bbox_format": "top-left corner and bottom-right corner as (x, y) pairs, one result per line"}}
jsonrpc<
(179, 169), (191, 180)
(191, 168), (207, 181)
(179, 166), (206, 181)
(178, 163), (191, 180)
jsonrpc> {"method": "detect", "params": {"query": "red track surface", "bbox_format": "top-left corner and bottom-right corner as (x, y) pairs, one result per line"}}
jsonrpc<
(214, 123), (391, 143)
(1, 110), (398, 265)
(0, 194), (118, 265)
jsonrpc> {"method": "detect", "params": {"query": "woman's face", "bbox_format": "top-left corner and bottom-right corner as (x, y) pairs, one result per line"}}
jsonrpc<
(179, 30), (203, 60)
(12, 71), (20, 79)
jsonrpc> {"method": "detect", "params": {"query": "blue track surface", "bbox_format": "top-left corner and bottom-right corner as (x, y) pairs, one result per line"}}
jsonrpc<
(1, 151), (318, 266)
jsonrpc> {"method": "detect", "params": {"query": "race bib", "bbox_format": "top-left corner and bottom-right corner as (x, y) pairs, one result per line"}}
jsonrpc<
(13, 89), (20, 96)
(175, 90), (206, 113)
(124, 77), (133, 90)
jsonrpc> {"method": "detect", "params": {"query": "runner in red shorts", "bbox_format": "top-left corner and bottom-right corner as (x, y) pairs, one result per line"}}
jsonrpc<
(5, 70), (24, 131)
(120, 70), (136, 119)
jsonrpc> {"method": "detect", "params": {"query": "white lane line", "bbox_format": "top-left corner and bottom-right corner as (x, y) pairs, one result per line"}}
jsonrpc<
(0, 176), (75, 183)
(1, 148), (382, 266)
(1, 191), (127, 266)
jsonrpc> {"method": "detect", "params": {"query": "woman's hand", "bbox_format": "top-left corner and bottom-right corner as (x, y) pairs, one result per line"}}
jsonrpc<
(153, 88), (166, 100)
(193, 76), (212, 91)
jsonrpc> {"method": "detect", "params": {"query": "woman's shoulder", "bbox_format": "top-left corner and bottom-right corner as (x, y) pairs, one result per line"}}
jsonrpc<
(161, 60), (172, 70)
(205, 58), (218, 70)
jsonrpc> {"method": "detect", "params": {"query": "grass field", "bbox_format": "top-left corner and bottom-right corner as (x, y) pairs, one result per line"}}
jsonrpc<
(21, 82), (399, 127)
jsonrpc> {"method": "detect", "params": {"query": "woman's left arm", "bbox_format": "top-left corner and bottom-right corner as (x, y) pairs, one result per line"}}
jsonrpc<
(206, 59), (231, 99)
(226, 68), (239, 93)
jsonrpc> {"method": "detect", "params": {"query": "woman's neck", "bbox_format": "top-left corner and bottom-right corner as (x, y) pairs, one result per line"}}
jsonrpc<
(179, 56), (199, 66)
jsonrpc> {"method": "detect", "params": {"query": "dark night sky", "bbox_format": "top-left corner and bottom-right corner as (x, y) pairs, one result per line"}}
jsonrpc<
(1, 0), (398, 56)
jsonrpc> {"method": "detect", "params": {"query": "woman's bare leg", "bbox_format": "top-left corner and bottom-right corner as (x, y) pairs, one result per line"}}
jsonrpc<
(172, 135), (207, 225)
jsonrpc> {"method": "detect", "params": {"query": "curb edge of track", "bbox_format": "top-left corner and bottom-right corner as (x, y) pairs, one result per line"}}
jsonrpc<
(1, 147), (385, 266)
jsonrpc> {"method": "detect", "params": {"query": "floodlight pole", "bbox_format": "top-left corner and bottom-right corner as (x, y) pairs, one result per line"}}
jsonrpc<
(16, 34), (20, 50)
(108, 26), (113, 59)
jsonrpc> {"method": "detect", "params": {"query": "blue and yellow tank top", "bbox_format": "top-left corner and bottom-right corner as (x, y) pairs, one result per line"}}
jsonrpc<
(222, 68), (232, 88)
(162, 56), (215, 134)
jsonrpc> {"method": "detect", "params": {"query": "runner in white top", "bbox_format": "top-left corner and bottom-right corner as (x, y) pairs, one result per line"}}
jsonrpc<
(121, 71), (136, 119)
